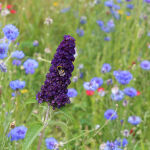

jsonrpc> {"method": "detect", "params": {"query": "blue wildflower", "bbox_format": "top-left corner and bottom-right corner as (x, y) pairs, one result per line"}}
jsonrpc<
(60, 7), (70, 13)
(104, 1), (114, 7)
(23, 58), (38, 74)
(33, 40), (39, 47)
(8, 126), (27, 141)
(140, 60), (150, 70)
(104, 109), (118, 120)
(145, 0), (150, 3)
(0, 43), (9, 59)
(111, 90), (124, 101)
(9, 80), (25, 90)
(80, 16), (87, 24)
(96, 20), (104, 27)
(107, 20), (115, 29)
(115, 138), (128, 147)
(126, 4), (134, 9)
(110, 9), (120, 20)
(107, 79), (113, 85)
(113, 4), (120, 10)
(12, 92), (16, 97)
(128, 116), (141, 125)
(67, 88), (78, 98)
(45, 137), (58, 150)
(90, 77), (103, 87)
(117, 0), (122, 3)
(124, 87), (137, 97)
(101, 63), (111, 73)
(83, 81), (99, 91)
(104, 37), (111, 41)
(0, 62), (7, 72)
(12, 59), (22, 66)
(113, 70), (133, 85)
(11, 50), (25, 59)
(76, 29), (84, 37)
(3, 24), (19, 41)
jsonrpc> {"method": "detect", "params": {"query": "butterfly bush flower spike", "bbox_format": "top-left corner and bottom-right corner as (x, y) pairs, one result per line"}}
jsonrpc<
(36, 35), (76, 109)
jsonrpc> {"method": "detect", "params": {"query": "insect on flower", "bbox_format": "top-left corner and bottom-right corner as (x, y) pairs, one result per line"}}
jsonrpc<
(57, 66), (65, 76)
(10, 121), (16, 129)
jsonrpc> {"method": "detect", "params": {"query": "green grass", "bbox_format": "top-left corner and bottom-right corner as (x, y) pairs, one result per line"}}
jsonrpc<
(0, 0), (150, 149)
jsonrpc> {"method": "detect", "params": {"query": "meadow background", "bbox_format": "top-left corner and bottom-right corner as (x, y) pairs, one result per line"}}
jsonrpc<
(0, 0), (150, 149)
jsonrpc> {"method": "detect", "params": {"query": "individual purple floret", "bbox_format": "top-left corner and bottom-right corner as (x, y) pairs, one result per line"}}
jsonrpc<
(128, 116), (141, 125)
(8, 126), (27, 141)
(45, 137), (58, 150)
(0, 43), (9, 59)
(23, 58), (38, 74)
(11, 50), (25, 59)
(9, 80), (25, 90)
(3, 24), (19, 41)
(36, 35), (76, 109)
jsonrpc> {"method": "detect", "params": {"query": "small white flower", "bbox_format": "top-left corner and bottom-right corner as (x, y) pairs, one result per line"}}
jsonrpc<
(1, 9), (10, 16)
(111, 85), (119, 94)
(44, 48), (51, 54)
(99, 143), (106, 150)
(95, 124), (100, 130)
(44, 17), (53, 25)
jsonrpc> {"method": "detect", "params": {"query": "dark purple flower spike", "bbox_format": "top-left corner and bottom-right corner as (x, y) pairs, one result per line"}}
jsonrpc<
(36, 35), (76, 109)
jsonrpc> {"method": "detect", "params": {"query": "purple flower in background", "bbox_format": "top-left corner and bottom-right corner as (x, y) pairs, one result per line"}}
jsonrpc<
(113, 4), (120, 10)
(0, 62), (7, 72)
(0, 43), (9, 59)
(12, 59), (22, 66)
(36, 35), (76, 109)
(104, 37), (111, 41)
(107, 20), (115, 29)
(67, 88), (78, 98)
(60, 7), (71, 13)
(8, 126), (27, 141)
(101, 63), (111, 73)
(113, 70), (133, 85)
(76, 29), (84, 37)
(80, 16), (87, 24)
(23, 58), (38, 74)
(83, 81), (99, 91)
(124, 87), (137, 97)
(3, 24), (19, 41)
(126, 4), (134, 9)
(104, 109), (118, 120)
(128, 116), (141, 125)
(115, 138), (128, 147)
(140, 60), (150, 70)
(33, 40), (39, 47)
(45, 137), (58, 150)
(96, 20), (104, 27)
(11, 51), (25, 59)
(145, 0), (150, 3)
(111, 90), (124, 101)
(107, 79), (113, 85)
(9, 80), (25, 90)
(105, 1), (114, 7)
(117, 0), (122, 3)
(126, 0), (132, 2)
(91, 77), (103, 87)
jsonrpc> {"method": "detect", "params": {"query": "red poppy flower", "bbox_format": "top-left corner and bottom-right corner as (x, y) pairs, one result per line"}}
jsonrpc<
(97, 87), (104, 92)
(137, 91), (141, 96)
(7, 5), (13, 9)
(130, 128), (134, 134)
(10, 10), (16, 14)
(86, 90), (94, 96)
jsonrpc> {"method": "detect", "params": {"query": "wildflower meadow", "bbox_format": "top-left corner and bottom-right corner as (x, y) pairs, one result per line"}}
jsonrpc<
(0, 0), (150, 150)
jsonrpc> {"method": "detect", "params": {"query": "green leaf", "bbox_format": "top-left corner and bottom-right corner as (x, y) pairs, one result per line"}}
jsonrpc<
(23, 122), (43, 150)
